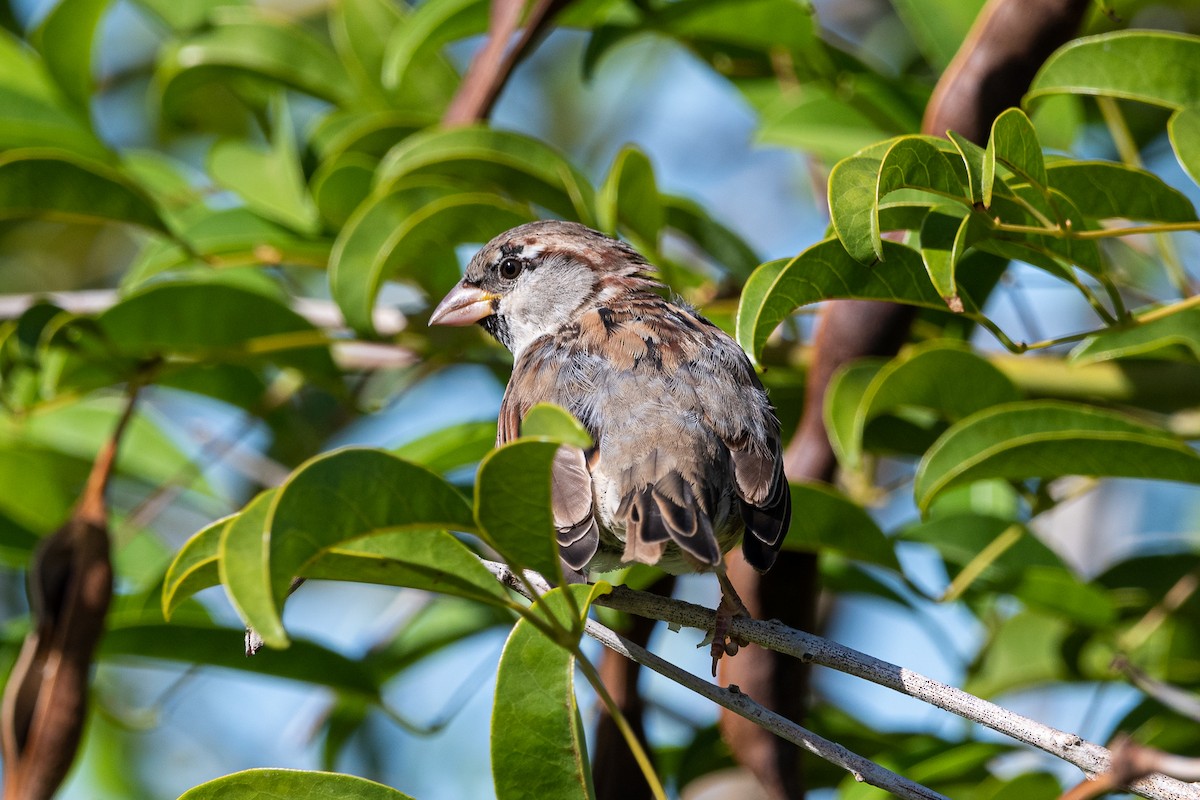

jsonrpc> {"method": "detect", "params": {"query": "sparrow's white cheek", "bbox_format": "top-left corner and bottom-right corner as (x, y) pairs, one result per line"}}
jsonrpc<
(501, 266), (598, 355)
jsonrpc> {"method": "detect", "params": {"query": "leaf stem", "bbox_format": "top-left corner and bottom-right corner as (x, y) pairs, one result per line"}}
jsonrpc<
(574, 651), (669, 800)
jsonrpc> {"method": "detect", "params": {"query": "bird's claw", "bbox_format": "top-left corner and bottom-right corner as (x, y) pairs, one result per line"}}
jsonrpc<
(704, 595), (750, 676)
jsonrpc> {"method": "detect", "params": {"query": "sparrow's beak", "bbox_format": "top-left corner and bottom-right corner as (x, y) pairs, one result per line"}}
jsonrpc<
(429, 283), (498, 326)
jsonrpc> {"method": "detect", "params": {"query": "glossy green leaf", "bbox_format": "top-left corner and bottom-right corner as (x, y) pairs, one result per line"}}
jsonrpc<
(915, 401), (1200, 513)
(946, 131), (986, 204)
(1168, 106), (1200, 187)
(597, 146), (662, 246)
(392, 420), (498, 474)
(251, 448), (481, 646)
(329, 186), (530, 333)
(891, 0), (983, 69)
(0, 149), (167, 232)
(95, 282), (339, 381)
(476, 440), (563, 582)
(380, 0), (485, 101)
(311, 109), (432, 162)
(827, 342), (1019, 471)
(30, 0), (110, 109)
(492, 584), (600, 800)
(162, 514), (227, 619)
(985, 109), (1047, 195)
(311, 152), (375, 229)
(736, 239), (959, 364)
(827, 156), (880, 263)
(157, 13), (354, 109)
(1028, 31), (1200, 111)
(520, 403), (593, 450)
(376, 126), (595, 225)
(130, 0), (245, 32)
(208, 99), (320, 234)
(218, 490), (283, 646)
(1070, 305), (1200, 363)
(1046, 161), (1196, 222)
(781, 483), (898, 569)
(176, 768), (413, 800)
(1013, 566), (1115, 628)
(330, 0), (404, 97)
(919, 207), (989, 309)
(0, 27), (109, 155)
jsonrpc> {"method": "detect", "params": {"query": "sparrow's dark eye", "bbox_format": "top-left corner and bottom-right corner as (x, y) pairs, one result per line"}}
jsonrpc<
(498, 257), (523, 280)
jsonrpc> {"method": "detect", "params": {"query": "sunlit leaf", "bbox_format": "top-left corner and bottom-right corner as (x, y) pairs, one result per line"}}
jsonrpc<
(218, 490), (283, 647)
(376, 126), (595, 225)
(520, 403), (593, 450)
(330, 184), (530, 333)
(392, 420), (498, 474)
(30, 0), (110, 109)
(914, 401), (1200, 513)
(492, 584), (603, 800)
(1046, 161), (1197, 222)
(330, 0), (405, 98)
(985, 109), (1047, 195)
(1028, 30), (1200, 110)
(476, 440), (563, 582)
(380, 0), (484, 105)
(1071, 305), (1200, 363)
(736, 239), (962, 364)
(311, 152), (375, 229)
(1168, 106), (1200, 187)
(175, 768), (413, 800)
(162, 514), (227, 619)
(597, 146), (662, 246)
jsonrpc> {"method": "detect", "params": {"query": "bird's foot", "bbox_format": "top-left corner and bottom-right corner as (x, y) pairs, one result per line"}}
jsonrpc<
(704, 593), (750, 677)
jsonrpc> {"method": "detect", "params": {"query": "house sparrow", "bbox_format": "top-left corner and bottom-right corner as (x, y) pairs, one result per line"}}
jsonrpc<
(430, 220), (791, 670)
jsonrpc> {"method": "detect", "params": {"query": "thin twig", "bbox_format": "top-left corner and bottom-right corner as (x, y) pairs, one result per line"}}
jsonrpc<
(484, 561), (952, 800)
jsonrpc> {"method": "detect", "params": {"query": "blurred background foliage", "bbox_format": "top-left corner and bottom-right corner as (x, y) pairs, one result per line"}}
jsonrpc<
(1, 0), (1200, 798)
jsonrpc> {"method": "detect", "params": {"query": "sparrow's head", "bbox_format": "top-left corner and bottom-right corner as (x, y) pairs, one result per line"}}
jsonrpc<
(429, 220), (658, 355)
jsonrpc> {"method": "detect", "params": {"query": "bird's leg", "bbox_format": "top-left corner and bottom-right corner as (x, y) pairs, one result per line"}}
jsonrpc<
(702, 562), (752, 676)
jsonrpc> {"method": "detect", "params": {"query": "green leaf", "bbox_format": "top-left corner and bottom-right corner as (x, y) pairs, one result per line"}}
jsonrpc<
(780, 483), (898, 569)
(95, 282), (339, 382)
(105, 623), (381, 697)
(30, 0), (110, 109)
(1028, 31), (1200, 111)
(176, 768), (413, 800)
(966, 609), (1069, 698)
(208, 98), (320, 234)
(0, 149), (167, 232)
(475, 440), (564, 582)
(597, 146), (662, 246)
(0, 27), (109, 157)
(1168, 106), (1200, 187)
(492, 584), (600, 800)
(218, 490), (283, 647)
(900, 514), (1065, 594)
(392, 420), (498, 474)
(919, 207), (989, 309)
(330, 187), (530, 334)
(890, 0), (984, 69)
(310, 109), (432, 162)
(130, 0), (246, 32)
(157, 12), (354, 110)
(914, 401), (1200, 513)
(985, 109), (1047, 194)
(827, 342), (1019, 471)
(380, 0), (485, 103)
(520, 403), (593, 450)
(311, 152), (376, 229)
(827, 156), (881, 264)
(1070, 305), (1200, 363)
(1046, 161), (1197, 222)
(329, 0), (405, 97)
(736, 239), (961, 364)
(162, 514), (227, 620)
(252, 448), (482, 646)
(376, 126), (596, 225)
